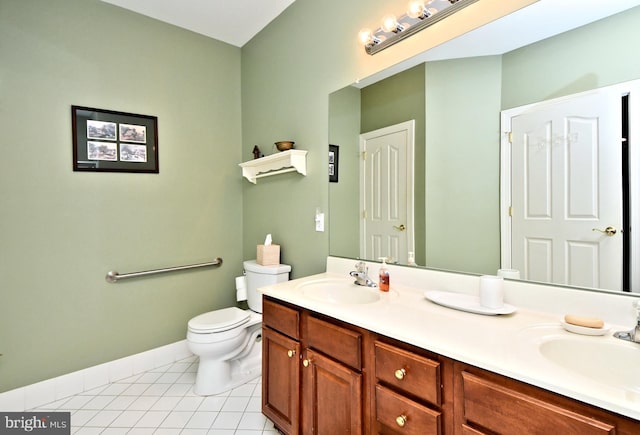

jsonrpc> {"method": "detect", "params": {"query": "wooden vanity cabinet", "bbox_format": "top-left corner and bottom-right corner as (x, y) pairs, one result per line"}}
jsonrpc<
(453, 362), (640, 435)
(262, 298), (301, 434)
(262, 296), (639, 435)
(373, 339), (451, 435)
(262, 296), (371, 434)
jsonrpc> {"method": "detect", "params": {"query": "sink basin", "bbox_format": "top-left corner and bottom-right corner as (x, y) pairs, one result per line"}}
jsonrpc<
(538, 335), (640, 390)
(297, 278), (381, 305)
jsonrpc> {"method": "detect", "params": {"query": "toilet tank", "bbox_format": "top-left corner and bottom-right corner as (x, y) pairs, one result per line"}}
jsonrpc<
(243, 260), (291, 313)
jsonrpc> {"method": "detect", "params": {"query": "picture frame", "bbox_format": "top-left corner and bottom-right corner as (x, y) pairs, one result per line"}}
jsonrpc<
(329, 144), (339, 183)
(72, 105), (158, 173)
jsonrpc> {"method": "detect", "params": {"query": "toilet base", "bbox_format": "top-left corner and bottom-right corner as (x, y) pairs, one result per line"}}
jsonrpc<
(194, 350), (262, 396)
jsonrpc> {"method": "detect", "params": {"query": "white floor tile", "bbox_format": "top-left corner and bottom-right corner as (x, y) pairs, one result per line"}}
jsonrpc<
(221, 396), (250, 412)
(230, 383), (256, 397)
(150, 396), (182, 411)
(41, 355), (273, 433)
(211, 412), (243, 430)
(185, 411), (218, 429)
(99, 383), (130, 396)
(126, 429), (155, 435)
(166, 362), (192, 373)
(163, 383), (191, 396)
(176, 372), (197, 384)
(181, 429), (209, 435)
(159, 410), (194, 428)
(85, 410), (121, 427)
(142, 383), (171, 396)
(136, 372), (162, 383)
(81, 395), (115, 410)
(121, 383), (149, 396)
(156, 372), (181, 383)
(174, 396), (204, 411)
(109, 410), (145, 427)
(238, 412), (267, 430)
(197, 396), (227, 412)
(59, 395), (94, 410)
(245, 397), (262, 412)
(103, 395), (137, 410)
(134, 410), (169, 428)
(126, 395), (158, 411)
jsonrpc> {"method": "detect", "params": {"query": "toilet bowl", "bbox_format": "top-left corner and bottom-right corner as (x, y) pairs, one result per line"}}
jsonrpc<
(186, 260), (291, 396)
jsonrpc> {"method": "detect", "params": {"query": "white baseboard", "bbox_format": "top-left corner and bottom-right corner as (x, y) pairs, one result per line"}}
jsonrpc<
(0, 340), (192, 412)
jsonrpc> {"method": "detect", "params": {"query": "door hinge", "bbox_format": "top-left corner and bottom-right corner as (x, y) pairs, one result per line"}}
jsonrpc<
(363, 210), (367, 219)
(508, 131), (513, 143)
(362, 151), (366, 160)
(509, 206), (513, 217)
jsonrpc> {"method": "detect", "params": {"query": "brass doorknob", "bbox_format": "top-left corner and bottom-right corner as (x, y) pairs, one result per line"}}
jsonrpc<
(287, 350), (295, 358)
(394, 368), (406, 380)
(303, 359), (311, 367)
(395, 415), (407, 427)
(592, 226), (617, 236)
(393, 224), (406, 231)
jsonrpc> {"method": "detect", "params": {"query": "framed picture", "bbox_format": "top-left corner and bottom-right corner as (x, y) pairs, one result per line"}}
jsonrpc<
(329, 144), (339, 183)
(72, 106), (158, 173)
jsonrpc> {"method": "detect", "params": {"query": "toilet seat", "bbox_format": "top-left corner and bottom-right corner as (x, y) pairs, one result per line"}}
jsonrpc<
(188, 307), (250, 333)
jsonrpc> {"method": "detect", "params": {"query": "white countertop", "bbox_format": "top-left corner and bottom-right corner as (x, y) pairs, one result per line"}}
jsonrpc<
(258, 257), (640, 421)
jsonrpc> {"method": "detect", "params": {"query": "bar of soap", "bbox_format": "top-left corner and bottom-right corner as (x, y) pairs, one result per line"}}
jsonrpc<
(564, 314), (604, 329)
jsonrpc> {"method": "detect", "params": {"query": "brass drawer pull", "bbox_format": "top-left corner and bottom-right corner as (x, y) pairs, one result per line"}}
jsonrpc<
(395, 368), (407, 380)
(287, 349), (296, 358)
(396, 414), (407, 427)
(303, 358), (312, 367)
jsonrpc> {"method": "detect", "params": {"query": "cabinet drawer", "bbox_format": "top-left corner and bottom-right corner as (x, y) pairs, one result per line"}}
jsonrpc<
(461, 371), (616, 435)
(375, 341), (441, 406)
(376, 385), (441, 435)
(262, 297), (300, 340)
(305, 315), (362, 370)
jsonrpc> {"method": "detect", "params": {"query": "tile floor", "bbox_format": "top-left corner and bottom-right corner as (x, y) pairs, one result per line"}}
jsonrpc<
(29, 356), (279, 434)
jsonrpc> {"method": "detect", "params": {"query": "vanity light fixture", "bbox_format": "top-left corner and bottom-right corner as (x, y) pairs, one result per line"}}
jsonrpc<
(360, 0), (479, 55)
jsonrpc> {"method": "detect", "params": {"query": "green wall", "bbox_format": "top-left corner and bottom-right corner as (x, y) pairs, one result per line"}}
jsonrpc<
(424, 56), (502, 274)
(328, 87), (360, 259)
(502, 6), (640, 109)
(0, 0), (242, 391)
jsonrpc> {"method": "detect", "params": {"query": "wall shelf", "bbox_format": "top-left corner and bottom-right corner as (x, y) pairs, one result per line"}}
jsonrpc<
(239, 149), (308, 184)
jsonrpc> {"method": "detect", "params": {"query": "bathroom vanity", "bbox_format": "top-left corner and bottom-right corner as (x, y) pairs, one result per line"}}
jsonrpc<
(260, 257), (640, 434)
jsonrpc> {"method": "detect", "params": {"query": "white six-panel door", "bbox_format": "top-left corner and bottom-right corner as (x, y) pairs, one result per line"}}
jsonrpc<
(360, 121), (415, 264)
(509, 91), (622, 291)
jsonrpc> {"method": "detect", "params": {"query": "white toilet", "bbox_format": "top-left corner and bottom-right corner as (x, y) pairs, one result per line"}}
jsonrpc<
(186, 260), (291, 396)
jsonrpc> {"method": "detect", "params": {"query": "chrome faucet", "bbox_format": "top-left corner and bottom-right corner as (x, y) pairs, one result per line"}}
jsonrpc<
(613, 300), (640, 343)
(350, 261), (377, 287)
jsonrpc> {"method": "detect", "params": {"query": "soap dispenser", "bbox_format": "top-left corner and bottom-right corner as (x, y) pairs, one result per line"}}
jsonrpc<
(378, 257), (390, 292)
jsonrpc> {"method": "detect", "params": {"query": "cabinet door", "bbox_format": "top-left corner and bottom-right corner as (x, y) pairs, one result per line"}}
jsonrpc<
(459, 371), (616, 435)
(302, 349), (363, 435)
(262, 327), (301, 435)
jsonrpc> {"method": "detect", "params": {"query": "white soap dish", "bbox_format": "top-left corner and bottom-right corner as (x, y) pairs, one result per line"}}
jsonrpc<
(561, 321), (610, 336)
(424, 290), (516, 316)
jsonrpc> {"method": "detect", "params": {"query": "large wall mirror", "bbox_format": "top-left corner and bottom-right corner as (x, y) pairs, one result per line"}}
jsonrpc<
(329, 0), (640, 294)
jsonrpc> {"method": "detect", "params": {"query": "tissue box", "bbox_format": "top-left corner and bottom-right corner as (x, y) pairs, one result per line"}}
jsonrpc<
(257, 244), (280, 266)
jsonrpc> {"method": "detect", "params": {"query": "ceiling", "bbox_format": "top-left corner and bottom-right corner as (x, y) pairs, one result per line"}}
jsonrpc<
(99, 0), (297, 47)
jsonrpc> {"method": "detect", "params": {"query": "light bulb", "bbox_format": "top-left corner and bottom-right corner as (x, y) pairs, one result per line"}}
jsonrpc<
(358, 28), (373, 45)
(381, 14), (400, 33)
(407, 1), (425, 19)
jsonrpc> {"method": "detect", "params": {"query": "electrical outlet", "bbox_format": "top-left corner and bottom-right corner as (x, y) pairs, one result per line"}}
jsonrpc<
(315, 213), (325, 232)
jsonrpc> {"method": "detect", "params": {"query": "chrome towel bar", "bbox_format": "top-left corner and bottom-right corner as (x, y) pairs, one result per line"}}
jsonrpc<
(106, 257), (223, 283)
